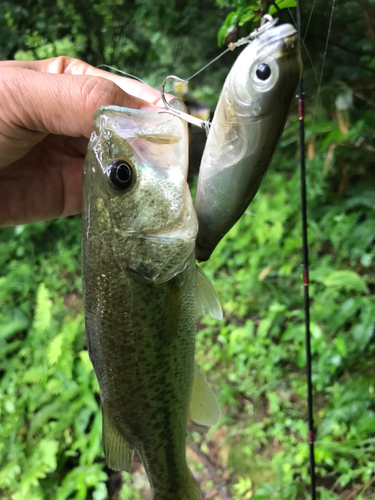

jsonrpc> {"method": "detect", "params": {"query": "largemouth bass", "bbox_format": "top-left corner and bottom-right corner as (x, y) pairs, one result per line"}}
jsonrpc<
(194, 23), (302, 261)
(82, 104), (221, 500)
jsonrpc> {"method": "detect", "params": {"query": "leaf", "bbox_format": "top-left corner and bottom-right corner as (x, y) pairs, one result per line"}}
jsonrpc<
(258, 266), (272, 281)
(29, 400), (68, 435)
(238, 6), (257, 26)
(328, 298), (362, 331)
(352, 307), (375, 351)
(47, 333), (63, 365)
(79, 350), (93, 373)
(276, 0), (297, 7)
(33, 283), (52, 335)
(318, 487), (341, 500)
(321, 129), (344, 150)
(23, 366), (48, 384)
(55, 464), (107, 500)
(269, 0), (296, 14)
(224, 11), (239, 28)
(217, 25), (228, 46)
(0, 460), (21, 488)
(345, 190), (375, 209)
(20, 439), (59, 489)
(0, 318), (29, 340)
(324, 270), (368, 293)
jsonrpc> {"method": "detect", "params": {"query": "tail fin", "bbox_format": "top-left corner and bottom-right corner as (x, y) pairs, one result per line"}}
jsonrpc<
(181, 470), (203, 500)
(153, 470), (203, 500)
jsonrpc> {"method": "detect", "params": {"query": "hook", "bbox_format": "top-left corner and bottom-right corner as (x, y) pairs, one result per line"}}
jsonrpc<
(229, 14), (279, 49)
(158, 75), (210, 131)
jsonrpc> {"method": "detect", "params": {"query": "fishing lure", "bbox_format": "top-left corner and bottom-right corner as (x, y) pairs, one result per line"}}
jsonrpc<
(160, 16), (302, 261)
(193, 21), (302, 260)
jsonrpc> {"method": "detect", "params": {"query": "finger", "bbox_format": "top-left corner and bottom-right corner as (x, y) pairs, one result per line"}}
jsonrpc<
(83, 65), (162, 104)
(2, 57), (175, 106)
(2, 57), (163, 104)
(0, 137), (85, 227)
(1, 66), (151, 140)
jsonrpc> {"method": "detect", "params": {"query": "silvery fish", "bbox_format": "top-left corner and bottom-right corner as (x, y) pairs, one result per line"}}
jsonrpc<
(194, 23), (302, 261)
(82, 104), (222, 500)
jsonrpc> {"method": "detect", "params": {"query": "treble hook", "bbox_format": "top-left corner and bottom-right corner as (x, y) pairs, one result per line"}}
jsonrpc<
(158, 76), (211, 132)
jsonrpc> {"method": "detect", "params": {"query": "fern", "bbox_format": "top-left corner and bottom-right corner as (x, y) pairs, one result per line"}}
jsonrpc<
(33, 284), (52, 337)
(324, 270), (368, 293)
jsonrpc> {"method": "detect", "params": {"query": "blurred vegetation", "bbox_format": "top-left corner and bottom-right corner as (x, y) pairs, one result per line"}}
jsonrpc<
(1, 0), (375, 499)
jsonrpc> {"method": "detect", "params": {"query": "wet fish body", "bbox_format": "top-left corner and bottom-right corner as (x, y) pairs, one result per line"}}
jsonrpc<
(82, 105), (220, 500)
(194, 23), (302, 261)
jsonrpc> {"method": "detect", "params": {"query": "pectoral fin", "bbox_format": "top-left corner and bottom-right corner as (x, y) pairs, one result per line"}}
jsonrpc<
(196, 266), (223, 320)
(102, 401), (134, 471)
(189, 365), (220, 426)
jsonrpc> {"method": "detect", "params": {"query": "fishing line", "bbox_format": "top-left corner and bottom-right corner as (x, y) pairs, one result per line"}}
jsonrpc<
(98, 14), (297, 99)
(166, 37), (248, 95)
(296, 1), (317, 498)
(301, 40), (319, 88)
(298, 0), (321, 90)
(303, 0), (317, 43)
(286, 7), (319, 88)
(287, 6), (297, 26)
(96, 64), (149, 85)
(165, 15), (278, 95)
(313, 0), (336, 120)
(98, 48), (233, 96)
(184, 48), (232, 83)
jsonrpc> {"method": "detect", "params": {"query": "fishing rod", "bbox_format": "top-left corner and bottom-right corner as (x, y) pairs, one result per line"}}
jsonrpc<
(296, 0), (317, 498)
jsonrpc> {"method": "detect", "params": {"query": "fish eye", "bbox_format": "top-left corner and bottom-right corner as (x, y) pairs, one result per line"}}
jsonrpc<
(108, 159), (134, 190)
(256, 63), (271, 81)
(250, 58), (278, 92)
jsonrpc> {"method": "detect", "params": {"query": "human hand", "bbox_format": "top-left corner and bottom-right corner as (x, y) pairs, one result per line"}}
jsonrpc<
(0, 57), (165, 227)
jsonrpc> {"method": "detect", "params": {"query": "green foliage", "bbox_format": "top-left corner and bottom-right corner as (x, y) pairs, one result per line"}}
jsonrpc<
(217, 0), (296, 46)
(0, 220), (108, 499)
(198, 165), (374, 495)
(2, 113), (372, 498)
(0, 0), (232, 103)
(195, 91), (375, 496)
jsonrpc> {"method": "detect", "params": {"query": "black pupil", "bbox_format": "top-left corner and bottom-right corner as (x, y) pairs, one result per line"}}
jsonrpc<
(116, 164), (131, 183)
(256, 63), (271, 81)
(109, 160), (133, 189)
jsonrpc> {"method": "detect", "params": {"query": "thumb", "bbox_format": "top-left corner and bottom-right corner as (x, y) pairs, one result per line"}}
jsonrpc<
(2, 67), (150, 140)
